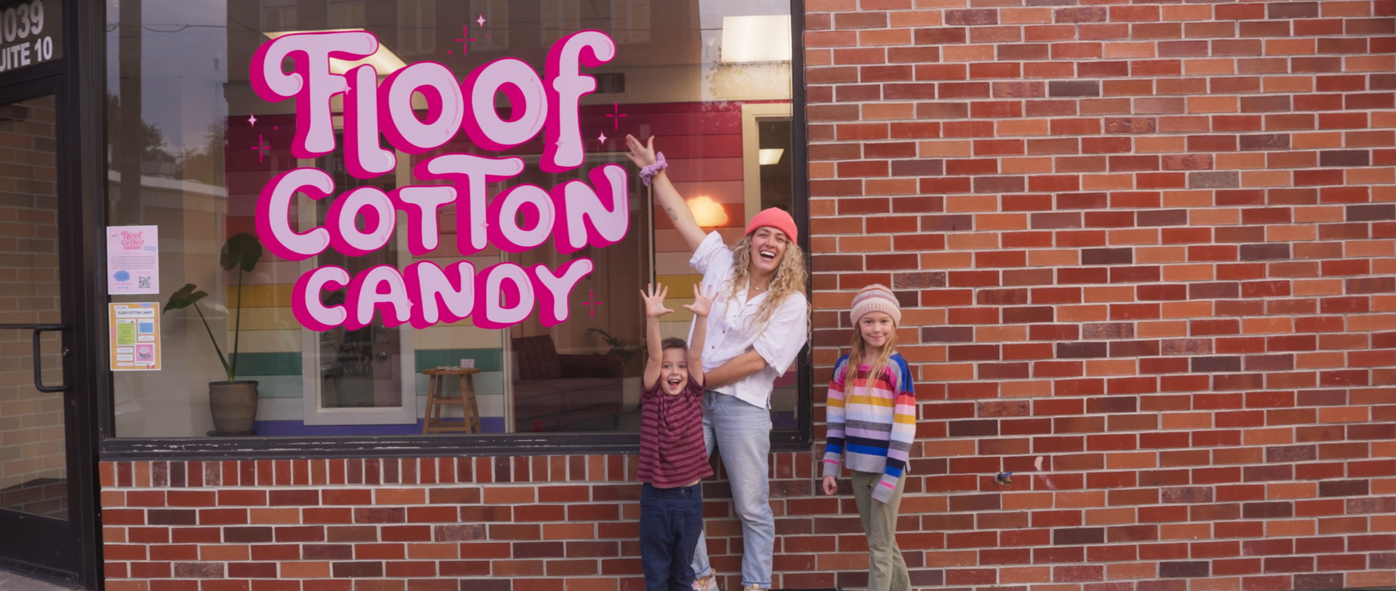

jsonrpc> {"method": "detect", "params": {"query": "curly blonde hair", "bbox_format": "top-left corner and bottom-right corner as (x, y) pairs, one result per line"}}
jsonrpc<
(727, 233), (808, 326)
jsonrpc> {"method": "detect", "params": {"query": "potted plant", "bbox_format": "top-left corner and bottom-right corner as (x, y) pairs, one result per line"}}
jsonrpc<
(584, 327), (646, 376)
(163, 233), (263, 435)
(585, 328), (647, 414)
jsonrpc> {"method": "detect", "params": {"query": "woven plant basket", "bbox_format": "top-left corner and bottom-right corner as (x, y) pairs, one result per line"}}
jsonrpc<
(209, 380), (259, 434)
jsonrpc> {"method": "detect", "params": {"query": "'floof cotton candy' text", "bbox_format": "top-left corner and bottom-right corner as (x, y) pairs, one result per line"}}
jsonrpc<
(249, 30), (625, 331)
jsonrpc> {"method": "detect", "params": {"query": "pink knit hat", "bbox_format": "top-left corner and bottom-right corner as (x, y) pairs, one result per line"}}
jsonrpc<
(850, 284), (901, 326)
(745, 208), (798, 244)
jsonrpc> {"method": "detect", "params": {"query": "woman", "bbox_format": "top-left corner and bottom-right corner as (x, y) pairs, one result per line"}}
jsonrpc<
(626, 135), (809, 591)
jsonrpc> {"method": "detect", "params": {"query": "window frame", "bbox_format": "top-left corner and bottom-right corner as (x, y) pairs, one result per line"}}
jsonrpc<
(396, 0), (435, 55)
(469, 0), (508, 51)
(297, 150), (421, 427)
(96, 1), (809, 460)
(259, 0), (298, 33)
(326, 0), (365, 29)
(610, 0), (650, 45)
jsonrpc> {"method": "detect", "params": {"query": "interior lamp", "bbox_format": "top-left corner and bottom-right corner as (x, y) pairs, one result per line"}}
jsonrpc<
(759, 148), (784, 165)
(264, 29), (409, 75)
(686, 196), (729, 228)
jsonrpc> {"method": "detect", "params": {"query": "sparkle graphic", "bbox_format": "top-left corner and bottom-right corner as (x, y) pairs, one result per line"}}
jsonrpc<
(597, 131), (607, 144)
(477, 14), (487, 26)
(454, 26), (477, 56)
(251, 134), (270, 163)
(582, 290), (603, 318)
(247, 113), (257, 127)
(605, 102), (627, 130)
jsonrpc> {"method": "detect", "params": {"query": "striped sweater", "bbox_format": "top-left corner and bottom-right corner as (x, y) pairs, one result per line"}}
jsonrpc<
(821, 352), (917, 503)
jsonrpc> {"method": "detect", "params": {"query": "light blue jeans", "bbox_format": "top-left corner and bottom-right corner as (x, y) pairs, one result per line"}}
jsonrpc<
(691, 391), (774, 588)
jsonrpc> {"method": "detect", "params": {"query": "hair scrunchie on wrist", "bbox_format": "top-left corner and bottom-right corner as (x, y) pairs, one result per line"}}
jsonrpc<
(640, 152), (667, 186)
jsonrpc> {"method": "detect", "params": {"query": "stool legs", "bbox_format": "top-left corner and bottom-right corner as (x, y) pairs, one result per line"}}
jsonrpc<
(422, 375), (443, 433)
(424, 372), (479, 434)
(458, 373), (481, 434)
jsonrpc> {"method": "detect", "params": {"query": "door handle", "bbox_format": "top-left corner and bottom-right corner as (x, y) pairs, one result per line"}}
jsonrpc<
(32, 324), (68, 393)
(0, 323), (72, 392)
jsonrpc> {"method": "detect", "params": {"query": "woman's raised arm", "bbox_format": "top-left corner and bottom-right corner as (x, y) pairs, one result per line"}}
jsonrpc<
(626, 134), (707, 252)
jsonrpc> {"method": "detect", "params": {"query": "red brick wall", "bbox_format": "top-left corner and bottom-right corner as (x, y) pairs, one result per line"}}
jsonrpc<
(98, 456), (819, 591)
(99, 1), (1396, 590)
(804, 0), (1396, 588)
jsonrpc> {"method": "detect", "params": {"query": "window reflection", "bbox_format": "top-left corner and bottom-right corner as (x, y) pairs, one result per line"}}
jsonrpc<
(314, 144), (405, 414)
(107, 0), (798, 438)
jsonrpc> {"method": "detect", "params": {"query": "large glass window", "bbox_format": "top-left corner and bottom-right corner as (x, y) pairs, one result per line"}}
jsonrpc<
(105, 0), (801, 441)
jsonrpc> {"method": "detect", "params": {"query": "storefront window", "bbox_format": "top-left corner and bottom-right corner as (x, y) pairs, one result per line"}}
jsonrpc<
(105, 0), (800, 441)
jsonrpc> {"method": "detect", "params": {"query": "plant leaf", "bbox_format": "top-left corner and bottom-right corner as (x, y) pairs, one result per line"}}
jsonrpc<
(163, 283), (208, 313)
(221, 232), (264, 273)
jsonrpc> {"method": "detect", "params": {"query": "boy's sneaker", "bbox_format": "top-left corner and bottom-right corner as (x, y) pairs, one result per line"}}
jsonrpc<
(691, 575), (717, 591)
(742, 586), (763, 591)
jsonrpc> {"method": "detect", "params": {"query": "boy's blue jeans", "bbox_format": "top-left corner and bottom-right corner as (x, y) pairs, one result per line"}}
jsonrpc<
(640, 482), (704, 591)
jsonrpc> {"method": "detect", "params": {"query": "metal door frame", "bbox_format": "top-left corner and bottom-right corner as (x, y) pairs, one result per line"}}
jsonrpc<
(0, 0), (105, 586)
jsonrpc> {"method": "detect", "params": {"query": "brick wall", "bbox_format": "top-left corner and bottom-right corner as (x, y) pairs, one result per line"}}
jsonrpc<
(805, 0), (1396, 589)
(98, 456), (824, 591)
(98, 1), (1396, 590)
(0, 94), (65, 515)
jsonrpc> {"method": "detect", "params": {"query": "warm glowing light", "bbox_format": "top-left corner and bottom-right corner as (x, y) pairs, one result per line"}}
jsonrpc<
(720, 15), (793, 63)
(686, 196), (729, 228)
(759, 148), (784, 165)
(264, 30), (409, 75)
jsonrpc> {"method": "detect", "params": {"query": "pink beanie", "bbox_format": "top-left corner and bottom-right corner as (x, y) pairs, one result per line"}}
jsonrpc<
(745, 208), (798, 244)
(850, 284), (901, 326)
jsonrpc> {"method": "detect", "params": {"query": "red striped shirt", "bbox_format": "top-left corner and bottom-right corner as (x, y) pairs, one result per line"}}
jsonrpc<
(637, 376), (712, 488)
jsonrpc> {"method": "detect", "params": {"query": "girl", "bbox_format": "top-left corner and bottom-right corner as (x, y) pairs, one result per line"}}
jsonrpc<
(821, 285), (917, 591)
(626, 135), (809, 591)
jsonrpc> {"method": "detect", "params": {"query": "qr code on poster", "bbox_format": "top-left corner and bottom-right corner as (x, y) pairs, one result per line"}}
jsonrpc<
(138, 276), (151, 290)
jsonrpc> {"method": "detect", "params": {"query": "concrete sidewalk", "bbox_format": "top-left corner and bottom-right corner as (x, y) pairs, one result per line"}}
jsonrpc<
(0, 569), (77, 591)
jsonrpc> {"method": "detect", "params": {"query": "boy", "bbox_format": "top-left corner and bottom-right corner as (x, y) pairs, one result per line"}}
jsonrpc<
(638, 282), (715, 591)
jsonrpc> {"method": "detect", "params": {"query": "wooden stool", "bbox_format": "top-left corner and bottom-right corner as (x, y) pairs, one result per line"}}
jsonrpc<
(422, 367), (481, 434)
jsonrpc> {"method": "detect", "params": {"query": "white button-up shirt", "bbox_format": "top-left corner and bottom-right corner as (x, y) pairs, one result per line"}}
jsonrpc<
(688, 231), (809, 409)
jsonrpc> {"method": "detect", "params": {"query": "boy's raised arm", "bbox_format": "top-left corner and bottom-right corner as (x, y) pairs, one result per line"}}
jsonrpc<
(641, 283), (672, 392)
(681, 284), (715, 388)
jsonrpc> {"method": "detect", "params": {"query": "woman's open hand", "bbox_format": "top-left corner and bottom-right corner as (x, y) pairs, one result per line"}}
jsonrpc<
(625, 134), (657, 169)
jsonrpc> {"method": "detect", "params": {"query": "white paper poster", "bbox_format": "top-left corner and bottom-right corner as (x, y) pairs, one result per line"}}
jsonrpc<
(107, 225), (159, 294)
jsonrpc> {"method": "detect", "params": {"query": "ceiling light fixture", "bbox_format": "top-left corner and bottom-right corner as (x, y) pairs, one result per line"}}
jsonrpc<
(720, 15), (792, 63)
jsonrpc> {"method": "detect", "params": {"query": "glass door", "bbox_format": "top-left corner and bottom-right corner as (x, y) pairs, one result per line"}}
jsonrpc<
(0, 89), (81, 580)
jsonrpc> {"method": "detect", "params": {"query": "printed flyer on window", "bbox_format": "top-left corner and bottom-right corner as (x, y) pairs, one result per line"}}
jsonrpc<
(106, 225), (160, 295)
(109, 302), (161, 371)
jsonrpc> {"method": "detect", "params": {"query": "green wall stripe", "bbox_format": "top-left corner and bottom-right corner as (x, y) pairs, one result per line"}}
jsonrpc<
(231, 349), (506, 378)
(232, 352), (302, 376)
(243, 376), (305, 399)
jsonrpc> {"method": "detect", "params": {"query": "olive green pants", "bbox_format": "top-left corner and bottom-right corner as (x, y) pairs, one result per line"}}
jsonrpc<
(851, 470), (910, 591)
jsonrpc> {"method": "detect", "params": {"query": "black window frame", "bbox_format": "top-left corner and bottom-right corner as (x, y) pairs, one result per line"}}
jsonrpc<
(96, 1), (810, 461)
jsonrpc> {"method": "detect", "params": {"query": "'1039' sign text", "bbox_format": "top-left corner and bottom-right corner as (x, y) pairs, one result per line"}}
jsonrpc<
(0, 0), (59, 73)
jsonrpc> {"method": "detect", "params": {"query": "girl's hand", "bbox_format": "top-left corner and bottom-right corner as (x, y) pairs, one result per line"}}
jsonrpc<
(682, 284), (717, 318)
(625, 134), (657, 169)
(822, 476), (838, 496)
(641, 283), (674, 318)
